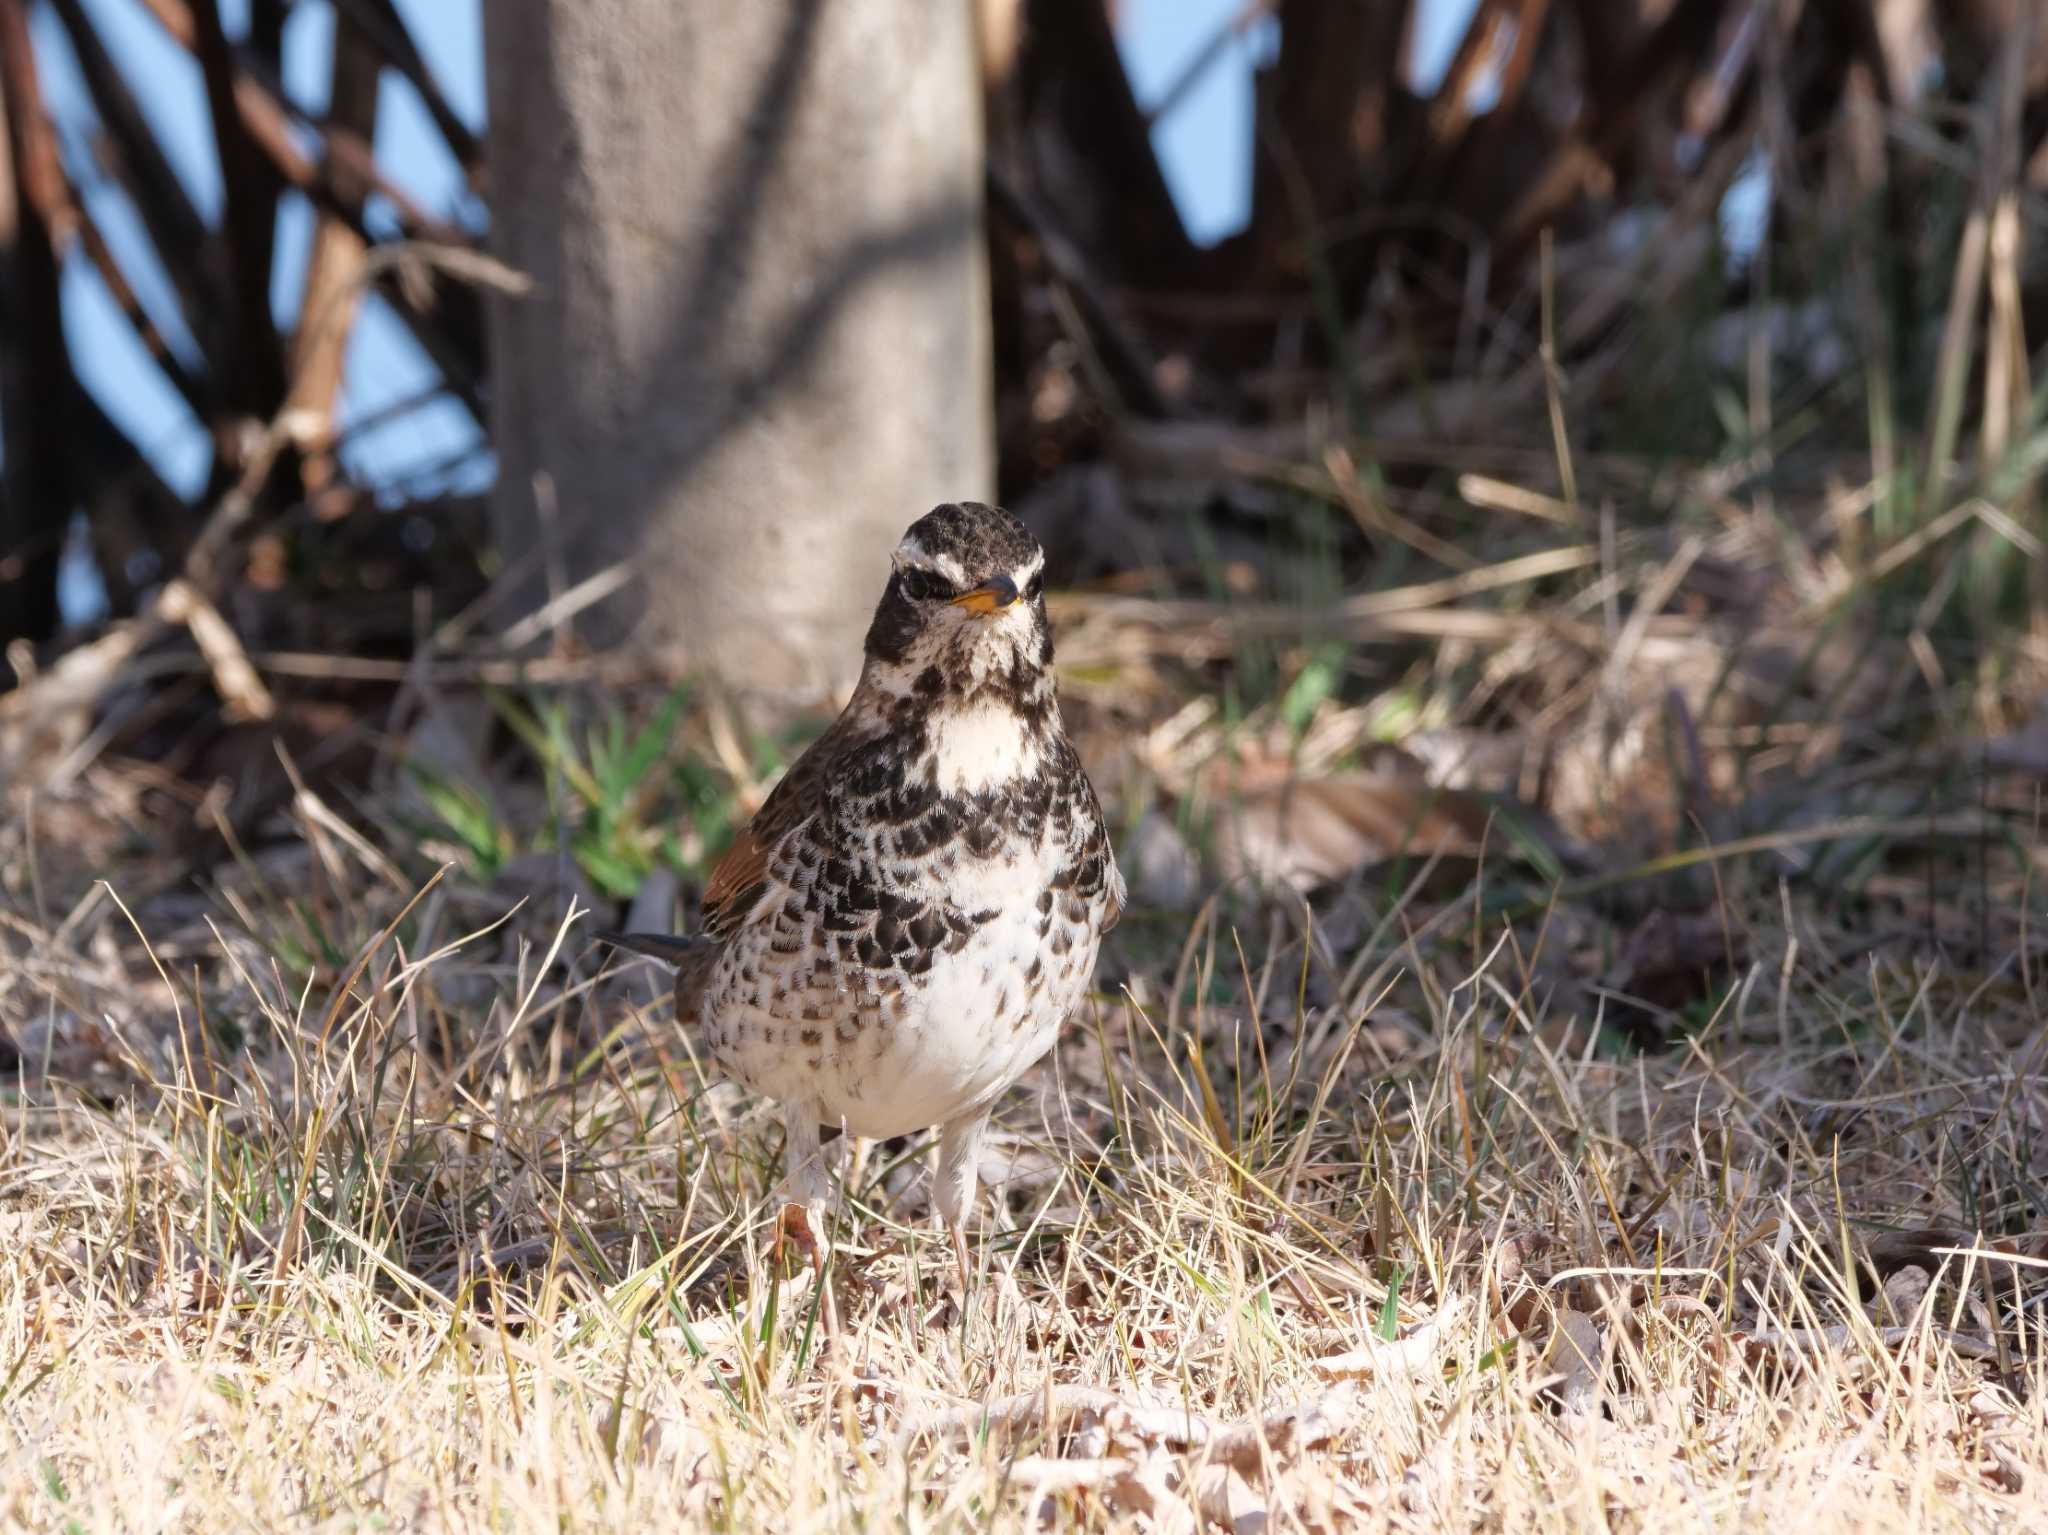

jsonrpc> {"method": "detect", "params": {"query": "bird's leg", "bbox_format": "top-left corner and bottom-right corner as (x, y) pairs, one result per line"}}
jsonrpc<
(778, 1107), (841, 1338)
(933, 1110), (990, 1302)
(951, 1224), (972, 1307)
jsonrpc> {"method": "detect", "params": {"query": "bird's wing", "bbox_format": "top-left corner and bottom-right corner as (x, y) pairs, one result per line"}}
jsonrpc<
(1060, 744), (1124, 934)
(1104, 844), (1127, 933)
(700, 718), (850, 943)
(1094, 800), (1126, 934)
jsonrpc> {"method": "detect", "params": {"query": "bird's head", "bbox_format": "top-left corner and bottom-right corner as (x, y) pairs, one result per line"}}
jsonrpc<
(862, 502), (1054, 711)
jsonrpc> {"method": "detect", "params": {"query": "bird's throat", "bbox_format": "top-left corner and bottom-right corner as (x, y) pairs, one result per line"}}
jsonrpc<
(918, 699), (1047, 793)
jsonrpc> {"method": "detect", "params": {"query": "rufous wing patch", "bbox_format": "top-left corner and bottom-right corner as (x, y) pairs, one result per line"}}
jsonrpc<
(700, 825), (771, 942)
(695, 717), (849, 943)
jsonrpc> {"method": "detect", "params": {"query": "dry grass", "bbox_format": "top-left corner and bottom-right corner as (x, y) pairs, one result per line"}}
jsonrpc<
(3, 828), (2046, 1532)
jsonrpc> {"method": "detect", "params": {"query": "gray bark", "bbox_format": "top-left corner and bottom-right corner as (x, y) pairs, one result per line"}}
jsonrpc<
(485, 1), (994, 694)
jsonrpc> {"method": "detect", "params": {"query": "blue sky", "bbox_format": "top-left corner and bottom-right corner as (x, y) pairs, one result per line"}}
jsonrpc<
(40, 0), (1498, 622)
(1119, 0), (1481, 242)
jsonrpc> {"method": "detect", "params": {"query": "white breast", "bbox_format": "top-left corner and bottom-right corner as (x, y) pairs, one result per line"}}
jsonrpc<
(832, 898), (1098, 1136)
(925, 703), (1043, 792)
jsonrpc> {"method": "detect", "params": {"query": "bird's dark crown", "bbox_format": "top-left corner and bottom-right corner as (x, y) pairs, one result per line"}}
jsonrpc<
(894, 502), (1041, 587)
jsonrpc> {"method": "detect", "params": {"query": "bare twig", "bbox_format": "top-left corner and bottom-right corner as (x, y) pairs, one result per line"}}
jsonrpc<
(156, 579), (273, 723)
(283, 5), (383, 497)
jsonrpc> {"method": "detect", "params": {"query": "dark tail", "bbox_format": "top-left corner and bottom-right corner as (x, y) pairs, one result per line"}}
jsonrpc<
(592, 931), (711, 966)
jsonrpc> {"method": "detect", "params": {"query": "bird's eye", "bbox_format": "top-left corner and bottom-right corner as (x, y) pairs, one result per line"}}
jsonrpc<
(899, 568), (948, 602)
(1024, 572), (1044, 601)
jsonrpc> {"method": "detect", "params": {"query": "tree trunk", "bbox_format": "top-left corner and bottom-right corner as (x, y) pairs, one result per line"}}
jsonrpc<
(484, 1), (994, 695)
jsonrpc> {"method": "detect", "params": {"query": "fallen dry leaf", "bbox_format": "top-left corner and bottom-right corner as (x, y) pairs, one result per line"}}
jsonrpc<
(1313, 1295), (1469, 1380)
(1537, 1308), (1605, 1414)
(1207, 754), (1489, 891)
(1194, 1462), (1265, 1534)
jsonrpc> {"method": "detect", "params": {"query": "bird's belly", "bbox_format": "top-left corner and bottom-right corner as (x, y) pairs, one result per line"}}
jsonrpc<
(705, 898), (1101, 1140)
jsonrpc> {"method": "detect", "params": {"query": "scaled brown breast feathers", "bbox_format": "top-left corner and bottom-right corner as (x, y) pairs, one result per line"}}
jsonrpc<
(699, 716), (1123, 944)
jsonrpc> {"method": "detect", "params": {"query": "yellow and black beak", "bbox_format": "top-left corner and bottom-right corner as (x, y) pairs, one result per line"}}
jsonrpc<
(948, 573), (1020, 616)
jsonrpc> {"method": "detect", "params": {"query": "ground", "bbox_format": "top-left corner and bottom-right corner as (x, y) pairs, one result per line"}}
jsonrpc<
(3, 680), (2044, 1529)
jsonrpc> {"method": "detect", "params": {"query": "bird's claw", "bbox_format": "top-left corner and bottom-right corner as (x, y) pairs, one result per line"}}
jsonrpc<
(770, 1201), (821, 1269)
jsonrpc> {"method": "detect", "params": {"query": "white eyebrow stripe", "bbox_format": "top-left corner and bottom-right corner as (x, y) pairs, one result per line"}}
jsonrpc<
(894, 537), (1039, 593)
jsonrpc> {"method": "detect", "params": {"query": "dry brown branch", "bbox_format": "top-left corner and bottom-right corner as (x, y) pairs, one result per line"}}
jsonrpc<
(284, 8), (382, 500)
(0, 56), (207, 420)
(1457, 472), (1583, 526)
(188, 0), (285, 423)
(70, 199), (206, 414)
(986, 164), (1175, 418)
(1426, 0), (1520, 155)
(1323, 445), (1478, 570)
(1499, 0), (1735, 257)
(129, 0), (485, 401)
(334, 0), (481, 172)
(1239, 0), (1411, 291)
(1144, 0), (1274, 128)
(155, 579), (272, 723)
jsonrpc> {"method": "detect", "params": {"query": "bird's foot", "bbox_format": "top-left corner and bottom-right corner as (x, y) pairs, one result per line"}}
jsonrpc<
(769, 1201), (820, 1268)
(917, 1223), (976, 1332)
(770, 1201), (840, 1342)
